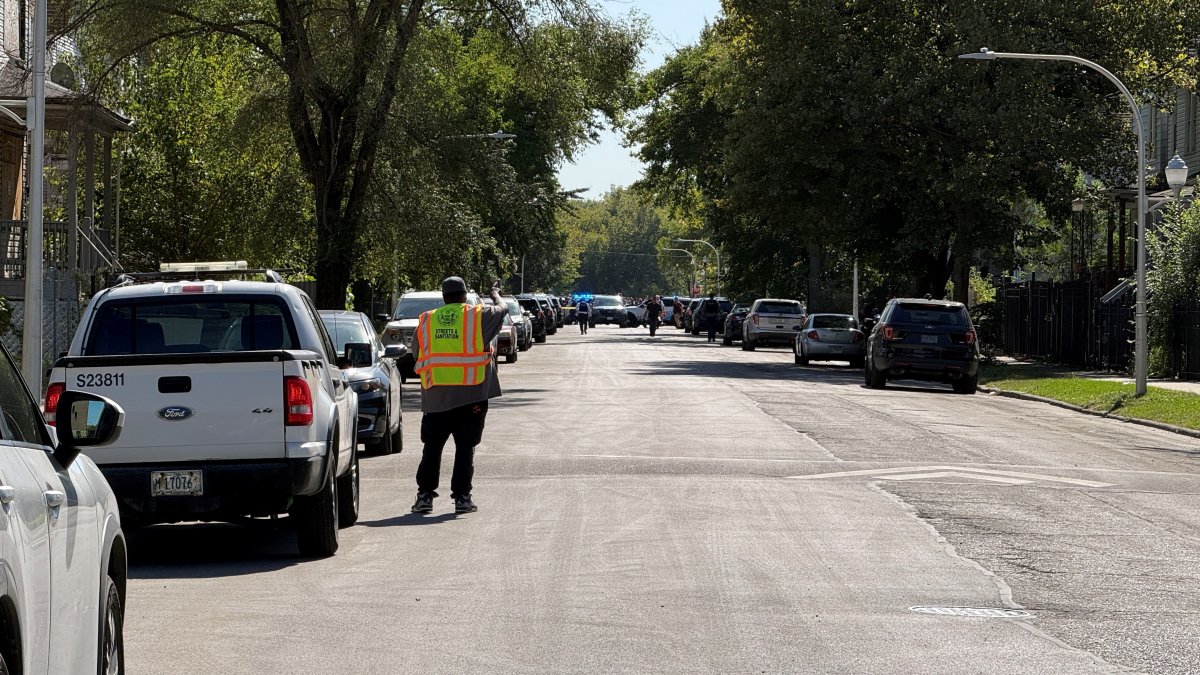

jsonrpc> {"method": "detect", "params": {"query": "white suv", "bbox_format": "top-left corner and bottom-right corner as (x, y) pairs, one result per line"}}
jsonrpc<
(0, 341), (128, 673)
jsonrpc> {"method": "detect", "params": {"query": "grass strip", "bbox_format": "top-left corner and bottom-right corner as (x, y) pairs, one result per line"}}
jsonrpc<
(979, 364), (1200, 431)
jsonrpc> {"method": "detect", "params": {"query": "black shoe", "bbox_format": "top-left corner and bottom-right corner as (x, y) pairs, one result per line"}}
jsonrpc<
(411, 492), (434, 514)
(454, 494), (478, 514)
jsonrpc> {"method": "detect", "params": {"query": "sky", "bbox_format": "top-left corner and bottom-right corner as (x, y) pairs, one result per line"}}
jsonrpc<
(555, 0), (723, 198)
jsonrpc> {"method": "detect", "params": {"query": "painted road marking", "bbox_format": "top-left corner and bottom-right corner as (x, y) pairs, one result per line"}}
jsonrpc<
(788, 465), (1113, 487)
(879, 471), (1032, 485)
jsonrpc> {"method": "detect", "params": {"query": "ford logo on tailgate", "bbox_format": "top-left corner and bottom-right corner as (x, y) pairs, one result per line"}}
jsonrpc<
(157, 406), (194, 421)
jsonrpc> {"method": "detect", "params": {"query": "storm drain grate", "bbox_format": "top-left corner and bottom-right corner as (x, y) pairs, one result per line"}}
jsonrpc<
(910, 606), (1033, 619)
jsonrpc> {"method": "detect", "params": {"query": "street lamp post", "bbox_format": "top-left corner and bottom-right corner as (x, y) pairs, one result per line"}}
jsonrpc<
(675, 238), (721, 298)
(662, 247), (696, 296)
(960, 48), (1157, 395)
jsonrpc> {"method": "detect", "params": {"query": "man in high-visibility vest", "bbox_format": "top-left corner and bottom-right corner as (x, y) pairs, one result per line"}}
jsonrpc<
(411, 276), (507, 515)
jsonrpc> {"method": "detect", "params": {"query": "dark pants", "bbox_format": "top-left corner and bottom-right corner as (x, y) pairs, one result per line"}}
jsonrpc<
(579, 315), (589, 333)
(649, 316), (661, 336)
(705, 315), (719, 341)
(416, 401), (489, 498)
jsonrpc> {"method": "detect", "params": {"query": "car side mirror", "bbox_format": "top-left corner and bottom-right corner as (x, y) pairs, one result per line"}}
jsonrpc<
(384, 344), (407, 359)
(54, 391), (125, 467)
(344, 342), (373, 368)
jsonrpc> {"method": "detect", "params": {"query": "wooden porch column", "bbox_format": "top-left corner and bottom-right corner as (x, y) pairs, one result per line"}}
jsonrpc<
(102, 135), (112, 254)
(66, 126), (78, 275)
(1117, 198), (1126, 274)
(1106, 204), (1114, 286)
(84, 129), (95, 273)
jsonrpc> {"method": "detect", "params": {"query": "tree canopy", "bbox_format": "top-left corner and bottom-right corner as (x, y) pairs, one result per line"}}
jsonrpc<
(77, 0), (645, 306)
(631, 0), (1200, 309)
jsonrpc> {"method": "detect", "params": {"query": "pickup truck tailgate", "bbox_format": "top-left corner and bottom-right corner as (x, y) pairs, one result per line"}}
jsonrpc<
(65, 361), (287, 464)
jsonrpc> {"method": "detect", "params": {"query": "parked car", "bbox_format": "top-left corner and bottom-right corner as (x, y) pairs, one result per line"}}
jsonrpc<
(794, 313), (865, 367)
(46, 269), (360, 557)
(547, 296), (565, 329)
(589, 294), (628, 327)
(865, 298), (980, 394)
(503, 295), (534, 351)
(533, 294), (558, 335)
(692, 297), (733, 336)
(0, 343), (128, 674)
(320, 310), (405, 455)
(721, 303), (753, 345)
(496, 314), (519, 363)
(381, 290), (482, 380)
(742, 298), (805, 350)
(516, 295), (549, 343)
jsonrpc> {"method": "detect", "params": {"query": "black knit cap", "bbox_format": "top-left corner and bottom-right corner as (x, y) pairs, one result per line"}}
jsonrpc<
(441, 276), (468, 294)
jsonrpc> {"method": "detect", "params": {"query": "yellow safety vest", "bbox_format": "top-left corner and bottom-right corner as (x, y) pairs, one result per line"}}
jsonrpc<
(414, 304), (493, 389)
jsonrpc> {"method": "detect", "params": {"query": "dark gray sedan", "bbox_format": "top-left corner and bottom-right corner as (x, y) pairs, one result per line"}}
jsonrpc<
(320, 310), (405, 455)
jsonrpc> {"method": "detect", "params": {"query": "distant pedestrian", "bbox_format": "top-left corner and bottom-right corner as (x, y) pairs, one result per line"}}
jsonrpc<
(411, 277), (507, 515)
(673, 298), (684, 329)
(645, 295), (664, 337)
(701, 293), (721, 342)
(576, 298), (591, 334)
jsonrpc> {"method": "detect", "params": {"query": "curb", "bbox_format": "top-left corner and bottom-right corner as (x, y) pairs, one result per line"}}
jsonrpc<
(979, 386), (1200, 441)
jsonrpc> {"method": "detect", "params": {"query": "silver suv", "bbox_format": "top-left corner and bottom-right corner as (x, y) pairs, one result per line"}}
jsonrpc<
(381, 290), (481, 379)
(742, 298), (806, 350)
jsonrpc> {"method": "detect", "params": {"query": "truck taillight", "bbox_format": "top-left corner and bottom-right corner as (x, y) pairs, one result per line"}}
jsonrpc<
(44, 382), (65, 426)
(285, 376), (313, 426)
(882, 325), (895, 340)
(965, 330), (977, 345)
(751, 314), (760, 325)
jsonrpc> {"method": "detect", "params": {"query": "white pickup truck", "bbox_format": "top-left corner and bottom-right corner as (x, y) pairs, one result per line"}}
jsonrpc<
(43, 271), (360, 557)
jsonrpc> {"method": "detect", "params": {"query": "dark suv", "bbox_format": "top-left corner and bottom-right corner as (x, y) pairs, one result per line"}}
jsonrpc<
(865, 298), (979, 394)
(517, 295), (549, 343)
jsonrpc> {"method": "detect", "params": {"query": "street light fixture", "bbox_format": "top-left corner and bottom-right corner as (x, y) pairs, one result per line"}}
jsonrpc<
(675, 238), (721, 297)
(1165, 154), (1189, 197)
(959, 47), (1156, 395)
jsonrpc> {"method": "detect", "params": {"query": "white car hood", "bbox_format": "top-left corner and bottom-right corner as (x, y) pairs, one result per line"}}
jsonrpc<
(385, 318), (420, 331)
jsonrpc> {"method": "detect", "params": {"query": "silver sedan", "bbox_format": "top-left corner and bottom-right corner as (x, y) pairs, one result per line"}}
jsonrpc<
(794, 313), (865, 367)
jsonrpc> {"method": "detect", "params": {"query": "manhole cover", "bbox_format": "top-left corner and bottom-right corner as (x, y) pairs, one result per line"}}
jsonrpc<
(910, 606), (1033, 619)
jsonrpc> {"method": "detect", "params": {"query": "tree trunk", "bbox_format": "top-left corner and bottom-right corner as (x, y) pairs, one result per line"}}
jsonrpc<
(952, 251), (970, 305)
(919, 244), (952, 298)
(806, 243), (823, 310)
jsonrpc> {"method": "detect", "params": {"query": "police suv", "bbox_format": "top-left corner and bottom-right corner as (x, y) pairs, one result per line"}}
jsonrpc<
(43, 262), (361, 557)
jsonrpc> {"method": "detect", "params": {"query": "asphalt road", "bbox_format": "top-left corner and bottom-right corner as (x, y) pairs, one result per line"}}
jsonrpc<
(124, 324), (1200, 674)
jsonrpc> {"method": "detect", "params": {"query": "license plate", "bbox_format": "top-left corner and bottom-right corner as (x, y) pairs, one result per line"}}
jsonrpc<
(920, 334), (939, 344)
(776, 325), (784, 329)
(151, 470), (203, 496)
(828, 345), (843, 353)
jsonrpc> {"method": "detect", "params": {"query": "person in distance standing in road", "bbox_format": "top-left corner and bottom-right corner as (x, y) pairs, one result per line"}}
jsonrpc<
(645, 295), (664, 337)
(411, 277), (506, 515)
(701, 293), (721, 342)
(576, 297), (591, 334)
(673, 297), (684, 329)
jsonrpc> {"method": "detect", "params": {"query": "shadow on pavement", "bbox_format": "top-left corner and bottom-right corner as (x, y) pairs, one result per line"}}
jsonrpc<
(489, 387), (550, 408)
(359, 512), (459, 527)
(128, 520), (300, 579)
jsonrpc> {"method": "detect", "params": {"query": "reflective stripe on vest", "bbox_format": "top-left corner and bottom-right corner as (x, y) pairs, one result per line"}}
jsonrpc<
(414, 304), (492, 389)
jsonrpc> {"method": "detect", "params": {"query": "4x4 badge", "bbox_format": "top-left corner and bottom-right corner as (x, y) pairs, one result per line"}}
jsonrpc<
(252, 408), (273, 414)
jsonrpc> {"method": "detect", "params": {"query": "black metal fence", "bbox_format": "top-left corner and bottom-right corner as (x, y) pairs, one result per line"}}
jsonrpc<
(998, 279), (1135, 372)
(1170, 301), (1200, 380)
